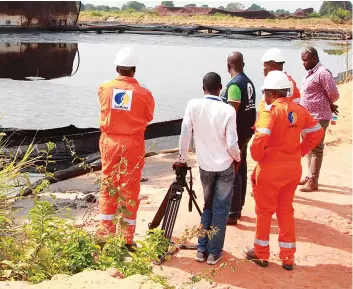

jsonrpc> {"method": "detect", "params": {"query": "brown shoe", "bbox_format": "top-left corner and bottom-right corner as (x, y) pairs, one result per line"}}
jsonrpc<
(299, 176), (310, 186)
(300, 178), (318, 192)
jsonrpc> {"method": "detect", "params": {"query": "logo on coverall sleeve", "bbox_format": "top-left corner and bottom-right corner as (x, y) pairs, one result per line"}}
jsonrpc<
(112, 89), (133, 111)
(288, 111), (298, 127)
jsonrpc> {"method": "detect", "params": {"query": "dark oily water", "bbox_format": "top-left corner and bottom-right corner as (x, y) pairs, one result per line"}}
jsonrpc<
(0, 33), (350, 132)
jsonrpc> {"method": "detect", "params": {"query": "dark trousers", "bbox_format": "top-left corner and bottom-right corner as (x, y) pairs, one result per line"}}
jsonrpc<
(229, 137), (251, 217)
(307, 120), (330, 181)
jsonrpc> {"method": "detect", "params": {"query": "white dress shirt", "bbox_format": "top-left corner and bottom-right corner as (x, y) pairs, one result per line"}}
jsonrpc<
(178, 94), (241, 172)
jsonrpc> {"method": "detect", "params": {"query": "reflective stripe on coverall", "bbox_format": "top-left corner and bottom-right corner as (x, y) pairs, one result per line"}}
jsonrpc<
(257, 72), (301, 119)
(98, 76), (155, 243)
(250, 97), (323, 264)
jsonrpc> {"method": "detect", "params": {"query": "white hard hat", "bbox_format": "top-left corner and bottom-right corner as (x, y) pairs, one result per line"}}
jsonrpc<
(261, 48), (285, 63)
(261, 70), (291, 90)
(114, 47), (138, 67)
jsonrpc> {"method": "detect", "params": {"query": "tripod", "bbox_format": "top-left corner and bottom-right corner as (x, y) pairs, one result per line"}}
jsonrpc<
(148, 165), (202, 263)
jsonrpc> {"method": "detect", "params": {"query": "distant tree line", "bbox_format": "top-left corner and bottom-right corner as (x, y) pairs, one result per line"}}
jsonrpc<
(81, 1), (148, 12)
(80, 0), (352, 20)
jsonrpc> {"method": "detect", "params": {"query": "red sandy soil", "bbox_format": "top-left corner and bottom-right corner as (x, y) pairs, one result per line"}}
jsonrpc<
(4, 82), (352, 288)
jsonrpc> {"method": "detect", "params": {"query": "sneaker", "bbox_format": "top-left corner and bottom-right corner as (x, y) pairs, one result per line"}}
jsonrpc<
(243, 248), (268, 268)
(207, 253), (223, 265)
(195, 251), (207, 262)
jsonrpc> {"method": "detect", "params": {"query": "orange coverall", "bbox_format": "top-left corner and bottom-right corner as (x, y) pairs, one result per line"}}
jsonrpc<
(252, 72), (301, 191)
(98, 76), (155, 243)
(250, 97), (323, 264)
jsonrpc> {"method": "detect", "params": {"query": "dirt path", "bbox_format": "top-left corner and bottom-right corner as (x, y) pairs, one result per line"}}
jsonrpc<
(152, 82), (352, 289)
(5, 82), (352, 288)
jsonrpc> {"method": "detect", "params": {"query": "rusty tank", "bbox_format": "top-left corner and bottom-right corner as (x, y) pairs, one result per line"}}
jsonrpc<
(0, 42), (78, 80)
(0, 1), (80, 27)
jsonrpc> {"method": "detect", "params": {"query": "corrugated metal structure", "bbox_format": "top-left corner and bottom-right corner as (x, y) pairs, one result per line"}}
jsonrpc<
(155, 5), (276, 19)
(0, 1), (80, 27)
(0, 42), (78, 80)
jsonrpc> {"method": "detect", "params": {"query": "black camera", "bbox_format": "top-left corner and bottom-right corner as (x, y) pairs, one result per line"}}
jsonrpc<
(173, 165), (188, 184)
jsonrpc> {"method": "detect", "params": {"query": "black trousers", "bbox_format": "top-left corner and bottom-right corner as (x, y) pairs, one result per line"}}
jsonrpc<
(229, 137), (251, 217)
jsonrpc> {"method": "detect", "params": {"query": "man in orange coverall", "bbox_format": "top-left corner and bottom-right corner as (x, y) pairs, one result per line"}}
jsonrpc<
(251, 48), (302, 195)
(257, 48), (301, 117)
(244, 71), (323, 271)
(97, 47), (155, 249)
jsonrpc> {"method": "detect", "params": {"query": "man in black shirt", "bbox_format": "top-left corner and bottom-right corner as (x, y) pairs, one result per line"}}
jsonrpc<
(220, 51), (256, 224)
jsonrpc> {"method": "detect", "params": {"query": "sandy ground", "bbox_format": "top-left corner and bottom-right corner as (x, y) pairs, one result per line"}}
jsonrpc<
(3, 82), (352, 288)
(78, 12), (353, 33)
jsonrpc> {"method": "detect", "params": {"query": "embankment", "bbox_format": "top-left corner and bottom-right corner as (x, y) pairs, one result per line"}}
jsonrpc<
(78, 11), (352, 33)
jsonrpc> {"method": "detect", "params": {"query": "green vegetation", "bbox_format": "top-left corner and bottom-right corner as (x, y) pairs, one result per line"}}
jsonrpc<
(0, 200), (170, 283)
(319, 1), (352, 16)
(0, 140), (170, 285)
(330, 8), (352, 24)
(0, 137), (219, 287)
(121, 1), (146, 12)
(225, 2), (245, 11)
(90, 11), (103, 17)
(161, 1), (174, 7)
(308, 12), (321, 18)
(247, 3), (264, 11)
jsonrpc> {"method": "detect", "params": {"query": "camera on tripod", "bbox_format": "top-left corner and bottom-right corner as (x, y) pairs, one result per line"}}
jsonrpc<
(148, 163), (202, 263)
(174, 165), (188, 185)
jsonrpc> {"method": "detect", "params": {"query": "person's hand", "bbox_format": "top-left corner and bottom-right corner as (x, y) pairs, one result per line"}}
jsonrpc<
(330, 104), (339, 115)
(172, 161), (187, 171)
(234, 160), (241, 172)
(233, 152), (242, 172)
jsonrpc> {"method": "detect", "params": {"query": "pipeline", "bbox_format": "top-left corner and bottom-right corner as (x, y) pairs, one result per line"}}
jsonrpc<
(0, 24), (350, 40)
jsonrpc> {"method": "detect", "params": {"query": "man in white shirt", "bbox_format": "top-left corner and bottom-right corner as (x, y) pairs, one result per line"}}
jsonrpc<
(173, 72), (241, 265)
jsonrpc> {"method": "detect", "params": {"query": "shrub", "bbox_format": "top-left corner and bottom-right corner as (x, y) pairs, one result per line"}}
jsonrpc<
(0, 200), (169, 283)
(330, 8), (352, 24)
(90, 11), (103, 17)
(308, 12), (321, 18)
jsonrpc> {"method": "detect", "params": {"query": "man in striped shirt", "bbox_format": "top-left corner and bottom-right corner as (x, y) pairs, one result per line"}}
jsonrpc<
(299, 47), (340, 192)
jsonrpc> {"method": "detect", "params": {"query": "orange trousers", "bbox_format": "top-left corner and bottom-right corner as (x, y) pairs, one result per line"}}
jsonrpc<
(98, 133), (145, 244)
(252, 163), (301, 265)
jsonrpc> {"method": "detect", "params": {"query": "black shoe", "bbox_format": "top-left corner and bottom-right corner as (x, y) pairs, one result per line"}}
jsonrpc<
(227, 215), (238, 225)
(207, 252), (223, 265)
(243, 248), (268, 268)
(282, 264), (293, 271)
(98, 241), (136, 252)
(125, 242), (137, 252)
(237, 211), (242, 220)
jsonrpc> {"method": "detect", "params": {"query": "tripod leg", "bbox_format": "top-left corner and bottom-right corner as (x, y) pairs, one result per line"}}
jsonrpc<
(148, 186), (171, 230)
(185, 183), (202, 216)
(191, 195), (202, 216)
(162, 191), (182, 240)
